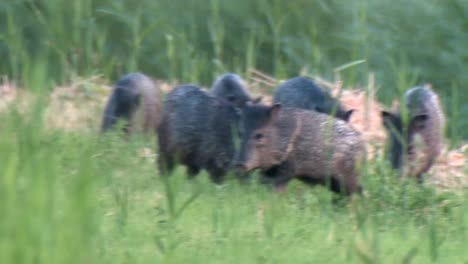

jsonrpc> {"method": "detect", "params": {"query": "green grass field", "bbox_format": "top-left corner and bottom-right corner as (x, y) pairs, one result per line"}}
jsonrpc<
(0, 100), (467, 263)
(1, 0), (467, 263)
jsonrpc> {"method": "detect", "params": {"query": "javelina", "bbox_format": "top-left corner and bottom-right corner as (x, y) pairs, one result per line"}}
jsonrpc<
(101, 73), (161, 135)
(210, 73), (260, 107)
(157, 85), (240, 183)
(235, 103), (365, 194)
(381, 85), (445, 181)
(273, 76), (353, 121)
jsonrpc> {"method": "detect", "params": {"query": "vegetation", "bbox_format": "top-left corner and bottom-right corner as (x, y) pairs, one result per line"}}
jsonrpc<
(0, 0), (467, 263)
(1, 102), (467, 263)
(1, 0), (467, 139)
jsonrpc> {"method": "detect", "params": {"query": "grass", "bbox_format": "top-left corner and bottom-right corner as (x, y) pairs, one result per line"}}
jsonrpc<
(0, 94), (467, 263)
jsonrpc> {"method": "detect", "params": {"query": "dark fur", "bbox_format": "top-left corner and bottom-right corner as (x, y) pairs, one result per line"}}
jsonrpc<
(235, 103), (365, 195)
(157, 85), (240, 183)
(273, 76), (353, 121)
(210, 73), (253, 107)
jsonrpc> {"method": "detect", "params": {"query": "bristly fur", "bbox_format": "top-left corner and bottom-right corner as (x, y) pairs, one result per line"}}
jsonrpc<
(273, 76), (353, 122)
(235, 103), (365, 195)
(210, 73), (253, 107)
(157, 85), (241, 183)
(381, 85), (445, 181)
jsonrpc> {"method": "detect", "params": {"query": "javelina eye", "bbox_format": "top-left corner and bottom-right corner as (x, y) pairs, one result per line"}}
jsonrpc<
(254, 133), (264, 140)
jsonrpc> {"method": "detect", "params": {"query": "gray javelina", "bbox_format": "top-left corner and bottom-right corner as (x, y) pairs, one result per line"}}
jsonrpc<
(157, 85), (239, 183)
(381, 85), (445, 181)
(235, 103), (365, 194)
(101, 73), (161, 135)
(210, 73), (260, 107)
(273, 76), (353, 121)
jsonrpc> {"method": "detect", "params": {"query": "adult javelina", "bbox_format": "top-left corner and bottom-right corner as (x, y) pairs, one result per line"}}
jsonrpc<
(101, 73), (161, 135)
(210, 73), (258, 107)
(273, 76), (353, 122)
(381, 85), (445, 181)
(157, 85), (239, 183)
(235, 103), (365, 194)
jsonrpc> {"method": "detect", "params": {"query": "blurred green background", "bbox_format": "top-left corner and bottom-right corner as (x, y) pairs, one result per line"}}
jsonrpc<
(2, 0), (466, 140)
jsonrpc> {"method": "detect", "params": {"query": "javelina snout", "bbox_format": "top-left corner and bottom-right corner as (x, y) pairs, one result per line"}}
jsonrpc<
(235, 103), (284, 173)
(381, 84), (444, 181)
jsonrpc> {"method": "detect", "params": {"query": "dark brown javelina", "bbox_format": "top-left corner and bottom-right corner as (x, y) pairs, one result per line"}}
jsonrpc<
(101, 73), (161, 135)
(381, 84), (445, 181)
(235, 103), (366, 194)
(157, 85), (240, 183)
(273, 76), (353, 121)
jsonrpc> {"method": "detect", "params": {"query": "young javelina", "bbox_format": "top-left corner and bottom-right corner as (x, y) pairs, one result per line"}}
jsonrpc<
(101, 73), (161, 135)
(234, 103), (366, 195)
(273, 76), (353, 121)
(381, 85), (445, 181)
(157, 85), (240, 183)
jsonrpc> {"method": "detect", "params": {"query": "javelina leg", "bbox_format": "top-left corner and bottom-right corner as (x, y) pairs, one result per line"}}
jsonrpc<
(181, 153), (200, 179)
(157, 148), (175, 176)
(327, 177), (348, 195)
(416, 157), (435, 183)
(158, 155), (174, 176)
(332, 175), (361, 195)
(157, 144), (175, 176)
(157, 118), (174, 176)
(263, 162), (294, 192)
(334, 155), (362, 195)
(187, 165), (201, 178)
(207, 166), (226, 185)
(273, 175), (294, 192)
(260, 167), (278, 185)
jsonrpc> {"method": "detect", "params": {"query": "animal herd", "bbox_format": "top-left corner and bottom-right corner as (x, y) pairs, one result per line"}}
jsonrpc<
(101, 72), (445, 195)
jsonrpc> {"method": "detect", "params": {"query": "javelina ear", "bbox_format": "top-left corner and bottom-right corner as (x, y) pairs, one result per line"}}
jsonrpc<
(381, 111), (397, 129)
(269, 103), (282, 123)
(410, 114), (428, 131)
(343, 110), (354, 122)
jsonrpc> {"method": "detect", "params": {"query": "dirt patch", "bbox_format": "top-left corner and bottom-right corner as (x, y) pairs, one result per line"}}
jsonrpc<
(46, 76), (111, 132)
(430, 145), (467, 189)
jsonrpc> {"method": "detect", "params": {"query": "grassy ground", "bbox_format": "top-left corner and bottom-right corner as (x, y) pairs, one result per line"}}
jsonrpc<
(0, 88), (467, 264)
